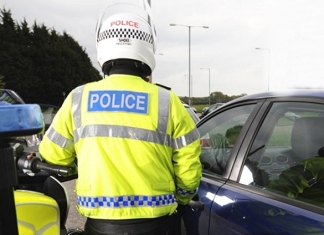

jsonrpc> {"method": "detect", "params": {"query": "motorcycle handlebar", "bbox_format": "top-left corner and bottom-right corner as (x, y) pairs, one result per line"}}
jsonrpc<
(17, 153), (73, 177)
(33, 161), (73, 176)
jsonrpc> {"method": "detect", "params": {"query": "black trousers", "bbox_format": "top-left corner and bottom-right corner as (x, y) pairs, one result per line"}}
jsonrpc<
(84, 214), (175, 235)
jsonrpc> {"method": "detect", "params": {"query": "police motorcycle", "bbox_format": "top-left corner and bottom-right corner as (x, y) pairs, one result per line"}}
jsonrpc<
(0, 90), (84, 235)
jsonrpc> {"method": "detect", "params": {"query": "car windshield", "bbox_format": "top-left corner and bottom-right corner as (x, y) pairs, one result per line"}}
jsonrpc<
(0, 89), (25, 104)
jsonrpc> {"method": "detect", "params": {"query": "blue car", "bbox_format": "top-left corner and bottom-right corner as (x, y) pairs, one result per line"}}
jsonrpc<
(190, 89), (324, 235)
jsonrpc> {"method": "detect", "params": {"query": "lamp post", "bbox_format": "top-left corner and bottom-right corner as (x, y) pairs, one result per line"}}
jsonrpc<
(255, 47), (270, 91)
(170, 23), (209, 105)
(200, 68), (211, 105)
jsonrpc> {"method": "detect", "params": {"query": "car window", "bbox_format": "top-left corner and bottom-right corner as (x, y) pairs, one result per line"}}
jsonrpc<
(199, 104), (256, 176)
(240, 101), (324, 207)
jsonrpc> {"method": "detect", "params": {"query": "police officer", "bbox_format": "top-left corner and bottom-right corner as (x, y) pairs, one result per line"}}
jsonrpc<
(38, 1), (202, 234)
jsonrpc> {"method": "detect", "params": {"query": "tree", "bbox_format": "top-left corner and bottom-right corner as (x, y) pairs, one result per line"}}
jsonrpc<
(0, 74), (5, 88)
(0, 7), (102, 106)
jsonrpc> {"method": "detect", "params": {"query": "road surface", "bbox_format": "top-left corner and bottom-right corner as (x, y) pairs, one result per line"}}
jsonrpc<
(63, 179), (86, 231)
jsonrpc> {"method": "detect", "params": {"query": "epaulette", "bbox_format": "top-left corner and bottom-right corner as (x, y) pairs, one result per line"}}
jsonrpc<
(154, 83), (171, 90)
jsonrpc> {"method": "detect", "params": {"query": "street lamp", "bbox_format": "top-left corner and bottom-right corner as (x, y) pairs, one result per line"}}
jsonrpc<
(170, 23), (209, 105)
(183, 74), (194, 104)
(255, 47), (270, 91)
(200, 68), (211, 105)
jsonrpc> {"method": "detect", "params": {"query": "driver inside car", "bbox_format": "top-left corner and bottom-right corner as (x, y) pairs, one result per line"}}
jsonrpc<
(266, 148), (324, 206)
(200, 125), (243, 174)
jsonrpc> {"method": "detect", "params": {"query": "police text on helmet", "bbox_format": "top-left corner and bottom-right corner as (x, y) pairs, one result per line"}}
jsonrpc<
(111, 20), (138, 28)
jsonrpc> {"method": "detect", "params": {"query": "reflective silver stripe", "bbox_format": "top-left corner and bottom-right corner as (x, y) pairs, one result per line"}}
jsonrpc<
(48, 122), (197, 150)
(46, 126), (74, 151)
(157, 88), (170, 133)
(74, 124), (172, 147)
(173, 128), (200, 150)
(72, 85), (85, 129)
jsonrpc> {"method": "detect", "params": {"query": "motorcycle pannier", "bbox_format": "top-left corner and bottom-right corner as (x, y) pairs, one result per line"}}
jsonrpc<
(15, 190), (60, 235)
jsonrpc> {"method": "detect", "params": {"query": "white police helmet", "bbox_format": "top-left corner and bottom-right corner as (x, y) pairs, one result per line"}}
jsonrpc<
(96, 0), (157, 73)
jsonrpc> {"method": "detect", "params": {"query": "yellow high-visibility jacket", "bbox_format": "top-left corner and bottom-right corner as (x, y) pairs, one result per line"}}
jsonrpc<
(39, 74), (202, 220)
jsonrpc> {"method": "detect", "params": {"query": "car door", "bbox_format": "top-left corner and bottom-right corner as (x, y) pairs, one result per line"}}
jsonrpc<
(195, 98), (324, 235)
(195, 101), (262, 234)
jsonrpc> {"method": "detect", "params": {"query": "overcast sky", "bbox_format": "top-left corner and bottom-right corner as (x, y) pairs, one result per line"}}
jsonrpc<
(2, 0), (324, 97)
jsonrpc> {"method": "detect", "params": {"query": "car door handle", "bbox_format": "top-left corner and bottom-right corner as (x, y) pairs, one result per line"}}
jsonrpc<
(188, 200), (204, 211)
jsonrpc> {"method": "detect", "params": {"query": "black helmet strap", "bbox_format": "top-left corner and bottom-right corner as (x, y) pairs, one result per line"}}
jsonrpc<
(102, 59), (151, 79)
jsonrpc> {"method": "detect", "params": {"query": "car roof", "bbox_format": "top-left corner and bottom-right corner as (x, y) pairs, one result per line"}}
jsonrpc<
(226, 89), (324, 105)
(210, 102), (224, 107)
